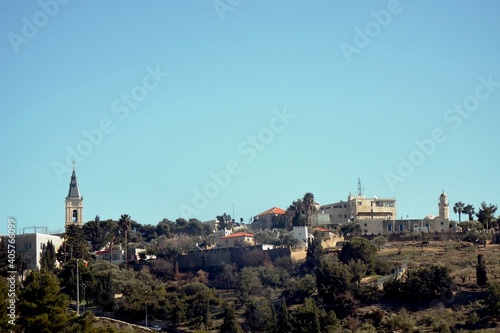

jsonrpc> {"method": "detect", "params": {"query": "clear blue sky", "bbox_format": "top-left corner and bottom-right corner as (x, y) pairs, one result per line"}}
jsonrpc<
(1, 1), (500, 234)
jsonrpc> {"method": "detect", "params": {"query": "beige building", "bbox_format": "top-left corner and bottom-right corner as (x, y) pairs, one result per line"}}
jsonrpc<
(65, 167), (83, 227)
(314, 191), (450, 235)
(251, 207), (286, 230)
(315, 195), (396, 227)
(420, 191), (450, 233)
(356, 192), (450, 235)
(291, 226), (342, 249)
(219, 232), (255, 248)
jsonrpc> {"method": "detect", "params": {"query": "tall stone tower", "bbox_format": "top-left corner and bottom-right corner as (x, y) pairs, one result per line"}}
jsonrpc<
(65, 166), (83, 227)
(438, 191), (449, 219)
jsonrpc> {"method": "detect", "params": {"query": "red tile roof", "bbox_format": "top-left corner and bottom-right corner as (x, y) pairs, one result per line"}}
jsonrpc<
(220, 232), (254, 239)
(256, 207), (286, 217)
(96, 249), (119, 255)
(315, 227), (331, 233)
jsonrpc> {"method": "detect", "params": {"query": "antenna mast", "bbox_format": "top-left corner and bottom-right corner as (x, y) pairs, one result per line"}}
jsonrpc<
(357, 177), (362, 197)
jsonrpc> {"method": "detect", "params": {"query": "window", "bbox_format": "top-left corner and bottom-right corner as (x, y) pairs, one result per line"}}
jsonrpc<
(358, 202), (362, 206)
(384, 202), (395, 207)
(343, 204), (347, 208)
(388, 224), (393, 232)
(399, 224), (404, 231)
(72, 209), (78, 222)
(425, 223), (430, 230)
(440, 222), (444, 225)
(363, 223), (367, 227)
(364, 230), (368, 234)
(344, 214), (347, 218)
(376, 202), (384, 207)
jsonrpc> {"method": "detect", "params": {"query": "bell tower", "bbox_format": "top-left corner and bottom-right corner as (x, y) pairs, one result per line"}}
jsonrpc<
(438, 191), (449, 219)
(66, 164), (83, 227)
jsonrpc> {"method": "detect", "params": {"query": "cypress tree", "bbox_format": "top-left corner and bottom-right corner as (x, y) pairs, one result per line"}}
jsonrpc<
(277, 298), (292, 333)
(477, 254), (488, 287)
(40, 240), (57, 273)
(219, 302), (243, 333)
(306, 237), (323, 271)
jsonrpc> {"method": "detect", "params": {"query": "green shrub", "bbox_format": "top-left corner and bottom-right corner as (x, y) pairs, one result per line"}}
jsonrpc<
(466, 311), (480, 328)
(386, 311), (414, 333)
(354, 322), (377, 333)
(353, 284), (381, 305)
(384, 264), (453, 302)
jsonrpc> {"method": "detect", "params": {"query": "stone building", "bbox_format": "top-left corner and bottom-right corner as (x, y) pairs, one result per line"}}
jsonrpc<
(219, 232), (255, 248)
(315, 195), (396, 227)
(251, 207), (286, 230)
(15, 233), (63, 271)
(14, 169), (84, 272)
(356, 192), (450, 235)
(65, 166), (83, 227)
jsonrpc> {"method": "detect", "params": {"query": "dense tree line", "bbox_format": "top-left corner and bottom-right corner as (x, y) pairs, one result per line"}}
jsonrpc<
(453, 201), (499, 229)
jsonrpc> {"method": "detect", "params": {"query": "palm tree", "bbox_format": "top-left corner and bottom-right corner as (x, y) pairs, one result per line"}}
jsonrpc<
(453, 201), (465, 222)
(287, 199), (305, 227)
(303, 192), (317, 226)
(353, 223), (362, 236)
(463, 204), (475, 221)
(119, 214), (132, 269)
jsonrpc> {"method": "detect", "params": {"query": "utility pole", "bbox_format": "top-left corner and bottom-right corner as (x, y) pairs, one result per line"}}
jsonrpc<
(83, 284), (86, 313)
(76, 259), (80, 315)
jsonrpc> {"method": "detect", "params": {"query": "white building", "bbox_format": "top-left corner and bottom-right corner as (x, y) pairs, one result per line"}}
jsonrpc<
(292, 226), (312, 249)
(15, 233), (64, 270)
(93, 247), (154, 265)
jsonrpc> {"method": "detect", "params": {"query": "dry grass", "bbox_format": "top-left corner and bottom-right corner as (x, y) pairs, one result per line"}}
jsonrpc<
(93, 317), (153, 332)
(374, 241), (500, 332)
